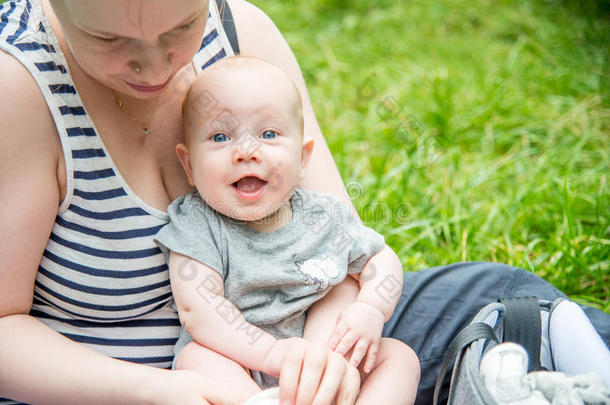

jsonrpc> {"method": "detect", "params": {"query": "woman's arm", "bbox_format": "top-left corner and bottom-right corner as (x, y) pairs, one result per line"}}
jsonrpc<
(0, 52), (236, 405)
(228, 0), (354, 211)
(1, 314), (239, 405)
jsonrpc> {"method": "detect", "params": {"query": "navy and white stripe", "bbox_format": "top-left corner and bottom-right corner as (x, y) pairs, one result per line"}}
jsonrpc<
(0, 0), (236, 403)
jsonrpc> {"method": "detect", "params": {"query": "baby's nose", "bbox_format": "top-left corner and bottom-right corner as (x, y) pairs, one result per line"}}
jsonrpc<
(232, 135), (262, 163)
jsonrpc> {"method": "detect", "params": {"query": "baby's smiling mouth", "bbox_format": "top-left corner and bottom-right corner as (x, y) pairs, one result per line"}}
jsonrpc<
(232, 176), (268, 193)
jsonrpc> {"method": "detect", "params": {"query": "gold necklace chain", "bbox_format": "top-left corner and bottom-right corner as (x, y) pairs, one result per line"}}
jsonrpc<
(112, 90), (160, 136)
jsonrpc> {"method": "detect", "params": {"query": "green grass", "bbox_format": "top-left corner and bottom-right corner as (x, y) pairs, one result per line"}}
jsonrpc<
(248, 0), (610, 311)
(3, 0), (607, 310)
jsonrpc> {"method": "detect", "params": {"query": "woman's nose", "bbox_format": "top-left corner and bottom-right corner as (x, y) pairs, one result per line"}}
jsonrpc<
(129, 41), (173, 83)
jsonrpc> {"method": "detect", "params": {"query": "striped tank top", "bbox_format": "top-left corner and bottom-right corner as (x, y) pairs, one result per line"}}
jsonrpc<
(0, 0), (237, 403)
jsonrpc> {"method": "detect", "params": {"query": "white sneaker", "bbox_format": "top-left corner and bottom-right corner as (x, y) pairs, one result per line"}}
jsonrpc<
(480, 342), (550, 404)
(243, 387), (280, 405)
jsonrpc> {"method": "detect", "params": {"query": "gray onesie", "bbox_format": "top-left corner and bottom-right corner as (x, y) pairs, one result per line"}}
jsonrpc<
(154, 188), (385, 387)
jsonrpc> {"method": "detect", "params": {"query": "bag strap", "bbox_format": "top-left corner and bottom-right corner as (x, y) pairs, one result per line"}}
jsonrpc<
(499, 297), (544, 372)
(432, 322), (499, 405)
(215, 0), (240, 54)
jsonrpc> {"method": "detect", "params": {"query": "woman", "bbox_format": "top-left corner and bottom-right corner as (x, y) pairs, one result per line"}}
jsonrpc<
(0, 0), (360, 403)
(0, 0), (607, 404)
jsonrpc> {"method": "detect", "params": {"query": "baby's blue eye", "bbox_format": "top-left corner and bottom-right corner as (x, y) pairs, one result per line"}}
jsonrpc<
(212, 133), (228, 142)
(261, 130), (277, 139)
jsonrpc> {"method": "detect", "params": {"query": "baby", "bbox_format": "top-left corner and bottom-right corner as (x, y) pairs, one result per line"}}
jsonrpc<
(155, 56), (419, 404)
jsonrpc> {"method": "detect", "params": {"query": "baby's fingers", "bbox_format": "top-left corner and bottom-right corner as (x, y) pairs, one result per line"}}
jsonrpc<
(363, 339), (380, 374)
(328, 323), (348, 351)
(349, 339), (369, 367)
(335, 330), (359, 356)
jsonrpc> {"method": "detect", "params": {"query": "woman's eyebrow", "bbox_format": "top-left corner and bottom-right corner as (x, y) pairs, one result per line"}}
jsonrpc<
(78, 10), (203, 39)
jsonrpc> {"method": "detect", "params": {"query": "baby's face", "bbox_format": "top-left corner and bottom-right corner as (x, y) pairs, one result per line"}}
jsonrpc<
(179, 59), (312, 223)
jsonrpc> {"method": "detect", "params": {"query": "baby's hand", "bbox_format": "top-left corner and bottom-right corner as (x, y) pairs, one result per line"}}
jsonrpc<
(327, 301), (384, 373)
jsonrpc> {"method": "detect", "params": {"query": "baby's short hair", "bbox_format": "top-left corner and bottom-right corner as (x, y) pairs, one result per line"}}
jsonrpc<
(182, 55), (304, 145)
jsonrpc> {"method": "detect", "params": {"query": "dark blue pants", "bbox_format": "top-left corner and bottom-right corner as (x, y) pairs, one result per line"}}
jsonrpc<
(382, 262), (610, 405)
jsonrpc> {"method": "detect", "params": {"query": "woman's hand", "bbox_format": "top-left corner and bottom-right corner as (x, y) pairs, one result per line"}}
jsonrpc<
(263, 337), (360, 405)
(152, 369), (244, 405)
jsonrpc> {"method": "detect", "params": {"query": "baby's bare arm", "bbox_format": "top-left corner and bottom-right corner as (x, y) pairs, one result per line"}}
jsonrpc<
(355, 245), (403, 321)
(323, 246), (403, 372)
(303, 277), (359, 344)
(169, 252), (278, 373)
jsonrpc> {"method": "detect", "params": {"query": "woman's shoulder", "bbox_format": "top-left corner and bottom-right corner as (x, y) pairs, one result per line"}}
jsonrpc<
(226, 0), (285, 54)
(0, 49), (60, 153)
(0, 49), (62, 194)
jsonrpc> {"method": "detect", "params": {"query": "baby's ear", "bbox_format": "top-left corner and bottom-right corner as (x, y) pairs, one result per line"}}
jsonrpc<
(176, 144), (195, 186)
(300, 137), (314, 173)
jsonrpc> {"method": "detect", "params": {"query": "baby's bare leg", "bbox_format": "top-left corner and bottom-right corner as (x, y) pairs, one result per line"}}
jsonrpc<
(175, 341), (261, 401)
(356, 338), (420, 405)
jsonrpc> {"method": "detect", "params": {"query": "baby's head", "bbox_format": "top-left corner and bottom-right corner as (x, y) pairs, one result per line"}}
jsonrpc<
(177, 56), (314, 225)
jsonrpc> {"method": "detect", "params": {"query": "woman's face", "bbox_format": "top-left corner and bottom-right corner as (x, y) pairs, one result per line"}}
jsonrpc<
(51, 0), (209, 98)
